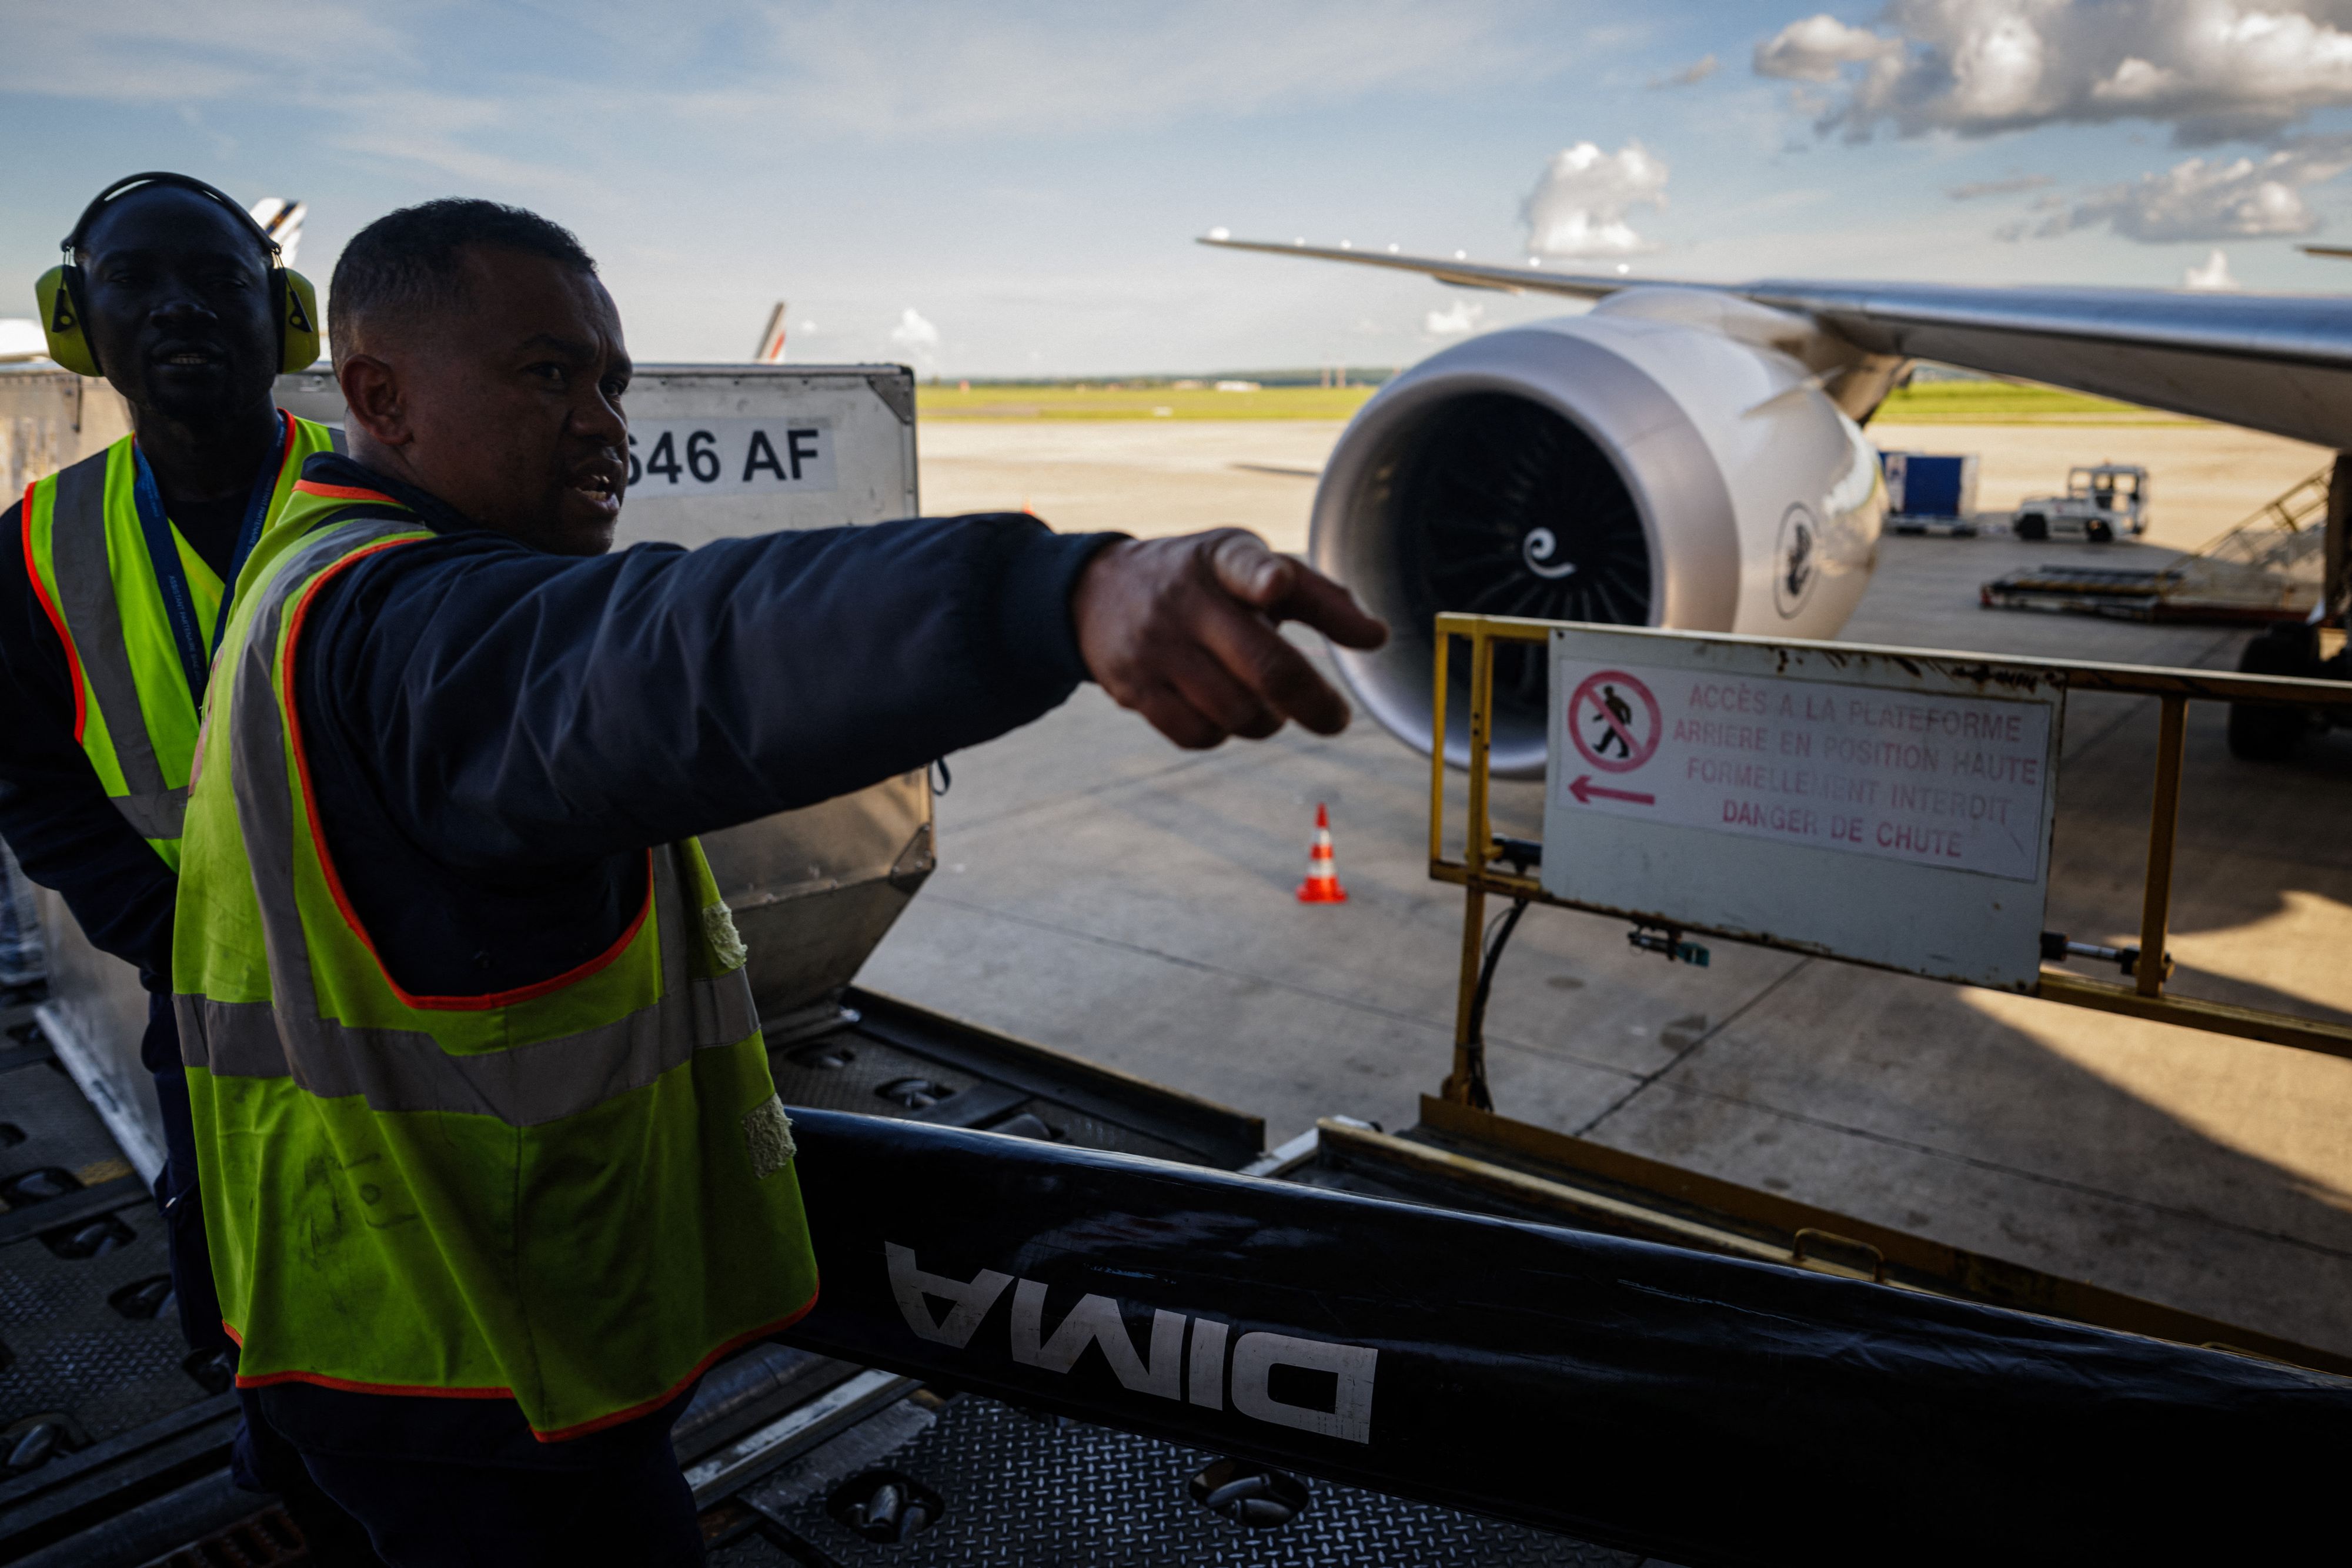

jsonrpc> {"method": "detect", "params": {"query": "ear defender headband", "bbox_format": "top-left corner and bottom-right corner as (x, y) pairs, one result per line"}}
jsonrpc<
(35, 171), (320, 378)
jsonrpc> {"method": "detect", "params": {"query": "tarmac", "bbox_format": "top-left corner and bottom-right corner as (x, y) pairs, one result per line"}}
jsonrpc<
(873, 414), (2352, 1359)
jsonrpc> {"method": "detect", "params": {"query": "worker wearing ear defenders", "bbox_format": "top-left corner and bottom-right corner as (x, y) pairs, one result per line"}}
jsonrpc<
(21, 172), (336, 861)
(0, 173), (379, 1564)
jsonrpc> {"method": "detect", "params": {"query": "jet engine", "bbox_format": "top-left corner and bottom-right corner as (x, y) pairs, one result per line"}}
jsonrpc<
(1311, 287), (1888, 777)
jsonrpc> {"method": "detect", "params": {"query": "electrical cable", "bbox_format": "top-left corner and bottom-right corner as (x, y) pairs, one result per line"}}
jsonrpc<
(1459, 897), (1529, 1112)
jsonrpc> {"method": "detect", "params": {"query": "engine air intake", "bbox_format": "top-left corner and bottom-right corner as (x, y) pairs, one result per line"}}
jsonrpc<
(1396, 393), (1651, 739)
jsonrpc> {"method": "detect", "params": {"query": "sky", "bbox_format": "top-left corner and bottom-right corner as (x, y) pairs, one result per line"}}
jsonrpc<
(9, 1), (2352, 375)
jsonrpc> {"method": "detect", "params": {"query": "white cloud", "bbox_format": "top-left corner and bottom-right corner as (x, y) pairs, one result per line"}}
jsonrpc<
(0, 0), (409, 102)
(1524, 141), (1670, 257)
(0, 0), (1553, 200)
(325, 86), (599, 192)
(884, 307), (941, 355)
(1651, 54), (1721, 88)
(1759, 1), (2352, 144)
(2012, 138), (2352, 240)
(0, 2), (602, 193)
(1425, 299), (1486, 335)
(730, 0), (1547, 139)
(1947, 173), (2056, 199)
(1754, 14), (1902, 83)
(2183, 247), (2240, 286)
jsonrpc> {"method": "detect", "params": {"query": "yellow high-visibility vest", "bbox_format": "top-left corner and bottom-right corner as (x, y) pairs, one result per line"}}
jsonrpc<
(18, 413), (341, 868)
(175, 476), (819, 1439)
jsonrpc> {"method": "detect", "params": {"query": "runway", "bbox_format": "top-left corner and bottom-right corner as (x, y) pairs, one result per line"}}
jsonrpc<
(870, 414), (2352, 1358)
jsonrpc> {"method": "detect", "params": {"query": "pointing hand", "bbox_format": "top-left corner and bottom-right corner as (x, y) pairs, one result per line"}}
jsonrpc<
(1070, 529), (1389, 750)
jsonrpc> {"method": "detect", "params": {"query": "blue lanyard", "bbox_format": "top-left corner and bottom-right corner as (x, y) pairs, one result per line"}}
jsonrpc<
(130, 410), (286, 704)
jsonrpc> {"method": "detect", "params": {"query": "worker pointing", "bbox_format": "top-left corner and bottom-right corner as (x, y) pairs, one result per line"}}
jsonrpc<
(0, 173), (375, 1559)
(173, 198), (1385, 1564)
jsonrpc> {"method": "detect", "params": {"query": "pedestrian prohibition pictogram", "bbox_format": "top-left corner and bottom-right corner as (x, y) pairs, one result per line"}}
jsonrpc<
(1569, 670), (1660, 775)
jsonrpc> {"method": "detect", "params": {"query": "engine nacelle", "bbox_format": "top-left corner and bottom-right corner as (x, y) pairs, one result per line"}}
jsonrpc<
(1311, 288), (1885, 777)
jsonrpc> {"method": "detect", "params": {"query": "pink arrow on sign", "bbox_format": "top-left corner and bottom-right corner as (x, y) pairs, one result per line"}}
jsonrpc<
(1569, 774), (1655, 807)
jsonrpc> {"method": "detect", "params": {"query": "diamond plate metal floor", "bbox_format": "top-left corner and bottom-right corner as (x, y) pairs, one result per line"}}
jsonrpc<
(767, 1032), (1205, 1164)
(743, 1395), (1643, 1568)
(0, 1059), (203, 1457)
(1, 1052), (136, 1186)
(769, 1035), (987, 1121)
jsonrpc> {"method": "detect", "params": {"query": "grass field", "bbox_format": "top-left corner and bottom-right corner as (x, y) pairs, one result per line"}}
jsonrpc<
(1870, 378), (2191, 423)
(913, 375), (2193, 423)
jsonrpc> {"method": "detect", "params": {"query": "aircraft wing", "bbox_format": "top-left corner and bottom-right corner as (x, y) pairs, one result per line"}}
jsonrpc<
(1200, 235), (1633, 300)
(1201, 235), (2352, 450)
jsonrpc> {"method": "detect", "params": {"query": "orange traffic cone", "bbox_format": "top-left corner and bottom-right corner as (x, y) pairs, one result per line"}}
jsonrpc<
(1296, 803), (1348, 904)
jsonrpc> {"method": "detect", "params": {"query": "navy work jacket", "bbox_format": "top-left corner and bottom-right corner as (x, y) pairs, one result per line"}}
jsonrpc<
(9, 449), (1115, 1462)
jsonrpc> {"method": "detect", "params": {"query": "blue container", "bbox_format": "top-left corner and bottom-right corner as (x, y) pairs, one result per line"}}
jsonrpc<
(1879, 452), (1979, 521)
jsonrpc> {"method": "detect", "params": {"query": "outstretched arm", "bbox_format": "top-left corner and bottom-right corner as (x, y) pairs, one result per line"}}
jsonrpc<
(298, 511), (1384, 875)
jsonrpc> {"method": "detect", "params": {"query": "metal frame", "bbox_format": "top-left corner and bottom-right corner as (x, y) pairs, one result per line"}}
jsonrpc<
(1363, 1098), (2352, 1375)
(1430, 612), (2352, 1102)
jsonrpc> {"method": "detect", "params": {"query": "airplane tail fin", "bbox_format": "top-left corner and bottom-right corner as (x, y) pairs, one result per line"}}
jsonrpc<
(754, 301), (788, 363)
(249, 198), (308, 269)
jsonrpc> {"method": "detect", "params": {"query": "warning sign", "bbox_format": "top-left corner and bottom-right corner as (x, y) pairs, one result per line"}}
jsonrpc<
(1541, 628), (2064, 989)
(1568, 671), (1661, 777)
(1551, 657), (2054, 883)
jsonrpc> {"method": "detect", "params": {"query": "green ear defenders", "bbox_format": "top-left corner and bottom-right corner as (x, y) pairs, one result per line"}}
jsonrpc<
(35, 171), (321, 378)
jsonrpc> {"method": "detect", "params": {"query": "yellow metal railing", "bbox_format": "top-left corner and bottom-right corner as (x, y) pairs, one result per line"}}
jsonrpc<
(1429, 613), (2352, 1105)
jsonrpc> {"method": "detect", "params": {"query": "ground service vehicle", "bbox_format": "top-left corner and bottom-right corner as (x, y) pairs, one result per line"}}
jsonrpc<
(2013, 463), (2149, 542)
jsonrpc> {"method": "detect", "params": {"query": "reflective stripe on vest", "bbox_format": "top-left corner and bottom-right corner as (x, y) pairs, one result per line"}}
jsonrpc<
(44, 454), (181, 838)
(21, 416), (344, 864)
(173, 490), (818, 1439)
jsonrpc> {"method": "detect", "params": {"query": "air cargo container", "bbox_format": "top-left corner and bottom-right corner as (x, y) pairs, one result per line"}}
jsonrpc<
(1878, 450), (1980, 534)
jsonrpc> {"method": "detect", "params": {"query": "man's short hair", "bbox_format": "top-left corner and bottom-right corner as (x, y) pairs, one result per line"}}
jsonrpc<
(329, 198), (597, 359)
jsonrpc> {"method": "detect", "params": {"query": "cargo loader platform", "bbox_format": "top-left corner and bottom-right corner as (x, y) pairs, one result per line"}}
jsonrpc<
(0, 986), (1281, 1567)
(3, 991), (1670, 1567)
(6, 987), (2348, 1563)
